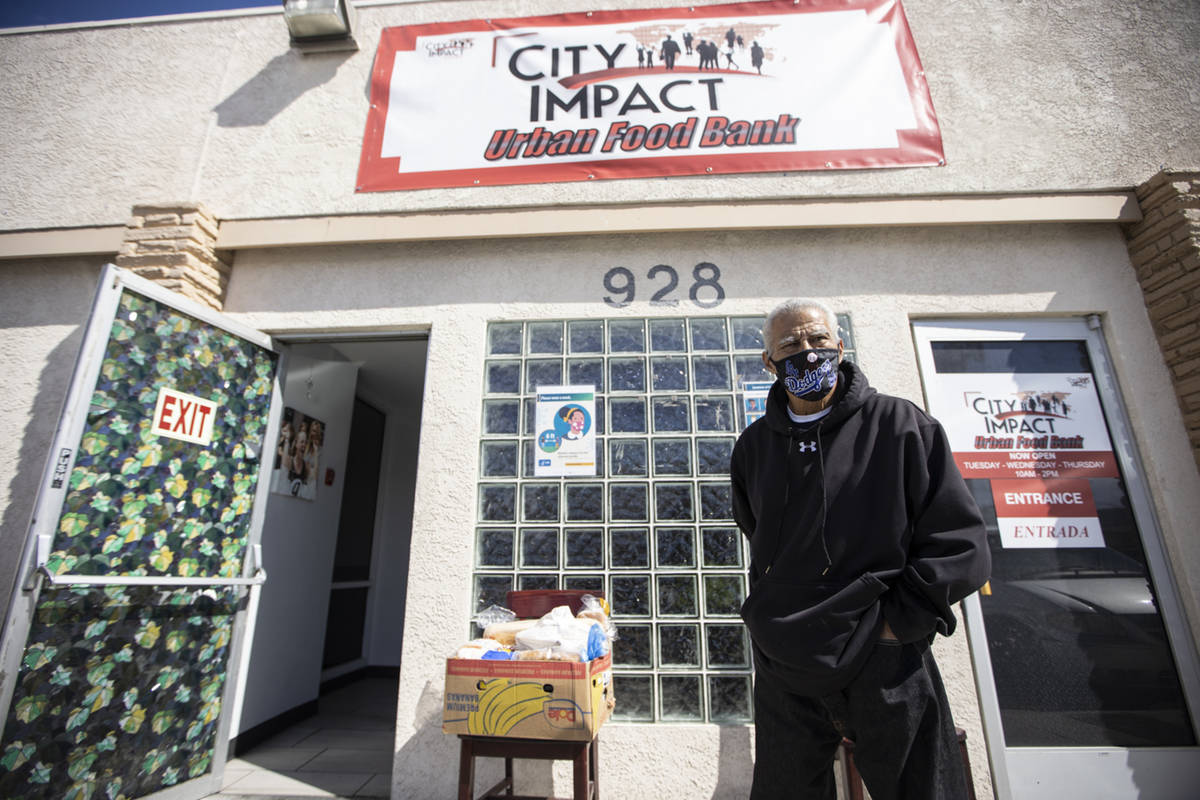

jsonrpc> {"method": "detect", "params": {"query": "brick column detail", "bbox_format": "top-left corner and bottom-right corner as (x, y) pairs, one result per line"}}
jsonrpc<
(1124, 169), (1200, 471)
(115, 203), (231, 310)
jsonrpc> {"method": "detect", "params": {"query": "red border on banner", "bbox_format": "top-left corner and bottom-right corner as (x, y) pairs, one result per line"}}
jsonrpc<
(356, 0), (944, 192)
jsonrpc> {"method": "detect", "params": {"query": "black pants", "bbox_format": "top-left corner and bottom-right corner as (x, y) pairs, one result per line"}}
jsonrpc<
(751, 640), (969, 800)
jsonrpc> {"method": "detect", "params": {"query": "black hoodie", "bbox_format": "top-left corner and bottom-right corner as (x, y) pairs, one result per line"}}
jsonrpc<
(731, 360), (990, 696)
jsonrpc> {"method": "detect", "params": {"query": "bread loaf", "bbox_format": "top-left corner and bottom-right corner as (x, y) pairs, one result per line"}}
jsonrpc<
(483, 619), (539, 645)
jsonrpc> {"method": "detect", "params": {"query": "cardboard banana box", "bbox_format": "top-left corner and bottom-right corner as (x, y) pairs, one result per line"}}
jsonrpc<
(442, 653), (613, 740)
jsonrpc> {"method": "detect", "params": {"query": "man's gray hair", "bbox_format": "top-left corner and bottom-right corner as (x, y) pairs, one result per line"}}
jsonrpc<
(762, 299), (839, 355)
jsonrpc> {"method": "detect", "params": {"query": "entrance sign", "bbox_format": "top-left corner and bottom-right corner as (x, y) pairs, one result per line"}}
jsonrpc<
(534, 385), (596, 476)
(152, 386), (218, 446)
(357, 0), (944, 191)
(988, 477), (1104, 549)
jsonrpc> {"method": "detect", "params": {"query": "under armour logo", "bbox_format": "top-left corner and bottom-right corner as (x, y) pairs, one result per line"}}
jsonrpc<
(796, 441), (817, 453)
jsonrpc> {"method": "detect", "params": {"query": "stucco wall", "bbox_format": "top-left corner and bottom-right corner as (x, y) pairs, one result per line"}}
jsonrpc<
(212, 220), (1200, 799)
(3, 224), (1197, 796)
(0, 258), (105, 614)
(0, 0), (1197, 231)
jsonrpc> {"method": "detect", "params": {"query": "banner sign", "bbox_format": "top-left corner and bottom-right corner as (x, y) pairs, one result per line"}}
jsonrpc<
(535, 385), (597, 476)
(357, 0), (944, 191)
(927, 372), (1120, 481)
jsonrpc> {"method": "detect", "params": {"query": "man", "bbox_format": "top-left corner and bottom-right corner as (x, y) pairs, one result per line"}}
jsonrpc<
(661, 34), (680, 70)
(751, 40), (764, 74)
(731, 299), (990, 800)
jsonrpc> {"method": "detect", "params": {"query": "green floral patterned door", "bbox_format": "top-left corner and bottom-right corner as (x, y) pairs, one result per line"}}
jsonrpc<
(0, 267), (281, 800)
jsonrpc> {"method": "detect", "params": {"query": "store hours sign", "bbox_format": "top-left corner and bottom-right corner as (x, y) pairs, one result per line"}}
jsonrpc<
(357, 0), (944, 191)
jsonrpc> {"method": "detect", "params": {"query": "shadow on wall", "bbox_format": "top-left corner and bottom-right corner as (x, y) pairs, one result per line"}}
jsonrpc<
(711, 723), (753, 799)
(215, 49), (353, 127)
(394, 678), (560, 797)
(393, 679), (477, 798)
(0, 331), (85, 618)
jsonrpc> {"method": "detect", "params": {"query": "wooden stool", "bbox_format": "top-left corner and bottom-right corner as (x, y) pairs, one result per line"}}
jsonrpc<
(457, 734), (600, 800)
(840, 726), (974, 800)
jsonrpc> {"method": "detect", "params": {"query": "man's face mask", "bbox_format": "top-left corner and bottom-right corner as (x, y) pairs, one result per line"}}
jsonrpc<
(771, 348), (840, 401)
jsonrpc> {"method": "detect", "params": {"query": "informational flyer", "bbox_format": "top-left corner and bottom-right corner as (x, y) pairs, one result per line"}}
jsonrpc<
(741, 380), (773, 428)
(534, 385), (597, 476)
(926, 371), (1117, 549)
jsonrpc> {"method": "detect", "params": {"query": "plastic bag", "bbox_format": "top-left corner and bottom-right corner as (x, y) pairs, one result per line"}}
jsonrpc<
(514, 605), (610, 661)
(576, 594), (617, 641)
(473, 604), (516, 629)
(514, 606), (579, 650)
(586, 623), (609, 661)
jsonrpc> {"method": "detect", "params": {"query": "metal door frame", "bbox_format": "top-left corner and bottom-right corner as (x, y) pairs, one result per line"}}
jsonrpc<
(912, 315), (1200, 800)
(0, 264), (287, 800)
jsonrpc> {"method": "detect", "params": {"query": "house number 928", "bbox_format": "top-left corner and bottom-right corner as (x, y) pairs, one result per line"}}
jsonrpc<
(602, 263), (725, 309)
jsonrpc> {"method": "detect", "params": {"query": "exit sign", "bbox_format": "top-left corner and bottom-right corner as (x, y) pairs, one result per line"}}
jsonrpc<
(151, 386), (218, 446)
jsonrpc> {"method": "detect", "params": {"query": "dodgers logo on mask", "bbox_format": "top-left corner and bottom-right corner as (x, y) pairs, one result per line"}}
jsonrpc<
(784, 357), (835, 397)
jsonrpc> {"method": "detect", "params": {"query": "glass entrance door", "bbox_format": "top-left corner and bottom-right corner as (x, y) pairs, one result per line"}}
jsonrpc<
(913, 318), (1200, 799)
(0, 265), (282, 800)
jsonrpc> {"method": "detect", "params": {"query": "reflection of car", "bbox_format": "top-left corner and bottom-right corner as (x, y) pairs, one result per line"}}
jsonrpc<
(982, 560), (1193, 747)
(1004, 573), (1155, 615)
(966, 475), (1196, 746)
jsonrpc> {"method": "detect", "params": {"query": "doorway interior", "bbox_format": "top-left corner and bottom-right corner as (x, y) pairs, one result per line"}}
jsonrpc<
(222, 335), (428, 798)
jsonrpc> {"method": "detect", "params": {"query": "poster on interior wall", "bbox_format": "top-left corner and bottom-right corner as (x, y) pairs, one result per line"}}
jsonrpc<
(741, 380), (773, 428)
(270, 407), (325, 500)
(534, 385), (597, 476)
(357, 0), (944, 191)
(925, 372), (1120, 481)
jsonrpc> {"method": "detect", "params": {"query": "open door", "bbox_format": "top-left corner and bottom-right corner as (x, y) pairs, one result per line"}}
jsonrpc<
(0, 265), (283, 800)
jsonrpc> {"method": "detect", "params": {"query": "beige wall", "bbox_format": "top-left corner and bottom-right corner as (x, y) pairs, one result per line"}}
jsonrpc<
(214, 220), (1200, 799)
(3, 222), (1197, 797)
(0, 258), (105, 609)
(0, 0), (1197, 230)
(1, 1), (1198, 794)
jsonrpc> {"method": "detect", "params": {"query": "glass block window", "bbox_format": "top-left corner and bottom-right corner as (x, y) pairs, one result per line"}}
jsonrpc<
(474, 314), (856, 724)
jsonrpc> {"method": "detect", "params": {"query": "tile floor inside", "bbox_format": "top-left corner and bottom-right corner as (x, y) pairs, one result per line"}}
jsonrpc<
(207, 676), (398, 799)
